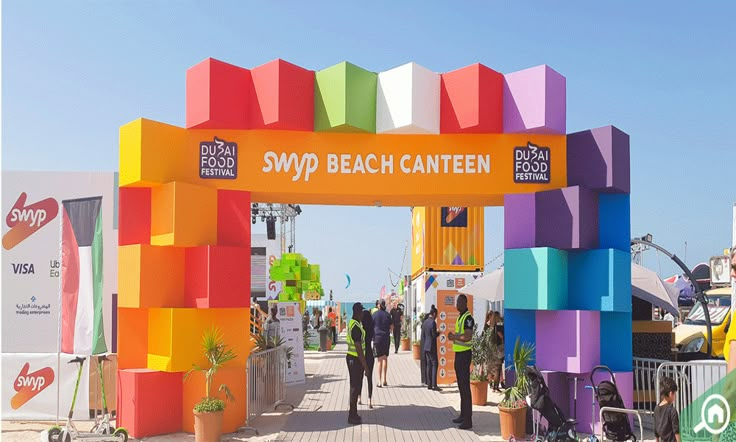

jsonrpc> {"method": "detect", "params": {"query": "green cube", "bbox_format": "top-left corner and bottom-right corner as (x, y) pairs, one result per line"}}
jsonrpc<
(315, 62), (377, 133)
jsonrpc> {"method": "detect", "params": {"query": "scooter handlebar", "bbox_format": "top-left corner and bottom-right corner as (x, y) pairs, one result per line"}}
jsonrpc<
(68, 356), (86, 364)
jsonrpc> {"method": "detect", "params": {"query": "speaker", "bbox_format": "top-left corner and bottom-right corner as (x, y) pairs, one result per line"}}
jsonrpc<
(266, 218), (276, 240)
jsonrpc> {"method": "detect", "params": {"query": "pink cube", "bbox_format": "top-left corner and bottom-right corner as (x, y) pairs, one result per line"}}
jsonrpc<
(535, 310), (600, 374)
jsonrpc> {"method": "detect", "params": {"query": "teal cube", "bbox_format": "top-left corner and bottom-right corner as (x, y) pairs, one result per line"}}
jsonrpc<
(569, 249), (631, 312)
(504, 247), (568, 310)
(315, 62), (377, 133)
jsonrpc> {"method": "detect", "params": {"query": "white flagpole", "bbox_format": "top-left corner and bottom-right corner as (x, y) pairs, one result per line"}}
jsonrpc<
(56, 201), (64, 425)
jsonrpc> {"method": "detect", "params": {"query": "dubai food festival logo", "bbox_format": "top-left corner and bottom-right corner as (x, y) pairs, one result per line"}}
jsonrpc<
(2, 193), (59, 250)
(514, 142), (551, 184)
(441, 207), (468, 227)
(11, 362), (55, 409)
(200, 137), (238, 179)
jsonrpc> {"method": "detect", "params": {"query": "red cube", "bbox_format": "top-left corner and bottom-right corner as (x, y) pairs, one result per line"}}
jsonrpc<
(185, 246), (250, 308)
(217, 189), (251, 247)
(186, 58), (252, 129)
(440, 63), (503, 133)
(250, 59), (315, 130)
(118, 187), (151, 246)
(117, 369), (183, 438)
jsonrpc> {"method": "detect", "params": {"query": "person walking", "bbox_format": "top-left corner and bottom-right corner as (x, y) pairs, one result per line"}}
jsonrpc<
(264, 305), (281, 346)
(390, 302), (403, 354)
(448, 294), (474, 430)
(358, 309), (375, 408)
(328, 307), (338, 344)
(422, 306), (441, 391)
(346, 303), (368, 425)
(372, 299), (392, 387)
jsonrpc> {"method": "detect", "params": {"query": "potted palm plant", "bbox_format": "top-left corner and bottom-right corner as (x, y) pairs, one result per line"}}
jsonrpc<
(470, 326), (494, 405)
(412, 315), (424, 360)
(498, 337), (535, 440)
(185, 327), (237, 442)
(400, 315), (411, 351)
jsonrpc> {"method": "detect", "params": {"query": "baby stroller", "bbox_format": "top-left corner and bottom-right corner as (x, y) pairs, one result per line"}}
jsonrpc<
(525, 365), (578, 441)
(590, 366), (637, 441)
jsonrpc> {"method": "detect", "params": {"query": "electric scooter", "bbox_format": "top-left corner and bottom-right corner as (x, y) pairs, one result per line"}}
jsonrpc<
(47, 356), (128, 442)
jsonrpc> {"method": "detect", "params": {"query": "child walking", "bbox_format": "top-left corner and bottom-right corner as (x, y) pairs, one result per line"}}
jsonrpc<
(654, 377), (680, 442)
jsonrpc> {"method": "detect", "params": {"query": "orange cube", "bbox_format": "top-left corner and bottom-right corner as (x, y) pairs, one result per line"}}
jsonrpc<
(151, 181), (217, 246)
(117, 369), (183, 437)
(117, 308), (149, 370)
(117, 244), (185, 308)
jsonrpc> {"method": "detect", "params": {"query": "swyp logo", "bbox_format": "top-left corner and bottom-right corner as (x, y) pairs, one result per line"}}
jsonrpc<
(3, 193), (59, 250)
(513, 142), (550, 184)
(681, 367), (736, 437)
(11, 362), (55, 409)
(262, 151), (319, 182)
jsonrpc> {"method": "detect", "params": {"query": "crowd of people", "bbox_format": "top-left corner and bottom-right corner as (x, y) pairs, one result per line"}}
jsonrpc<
(345, 295), (476, 430)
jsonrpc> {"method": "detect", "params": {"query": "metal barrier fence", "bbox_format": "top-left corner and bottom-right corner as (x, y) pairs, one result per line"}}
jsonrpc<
(633, 357), (666, 416)
(656, 360), (727, 440)
(240, 346), (292, 435)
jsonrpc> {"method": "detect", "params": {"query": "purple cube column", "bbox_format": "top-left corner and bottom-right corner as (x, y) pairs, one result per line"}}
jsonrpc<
(504, 193), (537, 249)
(567, 126), (630, 193)
(573, 371), (634, 434)
(536, 186), (599, 250)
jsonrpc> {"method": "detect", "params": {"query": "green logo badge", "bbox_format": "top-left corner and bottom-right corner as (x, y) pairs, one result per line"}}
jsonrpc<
(681, 368), (736, 439)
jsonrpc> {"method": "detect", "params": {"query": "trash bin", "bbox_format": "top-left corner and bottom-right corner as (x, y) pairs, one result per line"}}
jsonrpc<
(318, 326), (329, 352)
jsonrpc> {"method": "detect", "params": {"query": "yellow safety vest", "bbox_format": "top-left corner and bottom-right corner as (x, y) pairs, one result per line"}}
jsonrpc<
(453, 310), (472, 353)
(346, 319), (366, 357)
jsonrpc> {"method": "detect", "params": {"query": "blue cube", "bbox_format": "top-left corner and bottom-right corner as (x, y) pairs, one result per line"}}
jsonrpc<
(569, 249), (631, 312)
(599, 194), (630, 252)
(600, 311), (632, 371)
(504, 309), (536, 369)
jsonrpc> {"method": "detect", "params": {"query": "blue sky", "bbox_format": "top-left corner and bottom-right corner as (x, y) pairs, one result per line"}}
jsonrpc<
(3, 1), (735, 300)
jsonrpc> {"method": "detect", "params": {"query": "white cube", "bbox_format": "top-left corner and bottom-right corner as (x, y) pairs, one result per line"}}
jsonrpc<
(376, 62), (440, 134)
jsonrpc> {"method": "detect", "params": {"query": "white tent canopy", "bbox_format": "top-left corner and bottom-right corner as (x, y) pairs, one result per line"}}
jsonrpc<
(459, 263), (680, 317)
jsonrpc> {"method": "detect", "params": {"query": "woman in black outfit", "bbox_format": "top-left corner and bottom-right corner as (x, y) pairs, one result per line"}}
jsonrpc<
(358, 309), (375, 408)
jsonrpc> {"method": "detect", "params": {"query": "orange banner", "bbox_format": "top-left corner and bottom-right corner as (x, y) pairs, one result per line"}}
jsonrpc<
(121, 119), (567, 207)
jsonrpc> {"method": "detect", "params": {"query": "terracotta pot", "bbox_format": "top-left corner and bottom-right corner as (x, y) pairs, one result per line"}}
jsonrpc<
(412, 343), (422, 360)
(499, 405), (528, 440)
(470, 380), (488, 405)
(193, 410), (224, 442)
(326, 337), (332, 350)
(400, 338), (410, 351)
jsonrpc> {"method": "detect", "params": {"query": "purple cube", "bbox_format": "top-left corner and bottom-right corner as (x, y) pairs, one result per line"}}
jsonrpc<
(536, 186), (599, 250)
(567, 126), (630, 194)
(504, 65), (566, 134)
(535, 310), (600, 374)
(504, 193), (537, 249)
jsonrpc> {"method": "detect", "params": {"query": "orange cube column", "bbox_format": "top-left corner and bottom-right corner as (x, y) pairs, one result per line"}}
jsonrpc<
(117, 369), (183, 438)
(118, 244), (185, 308)
(118, 187), (151, 245)
(116, 308), (149, 370)
(151, 181), (217, 247)
(217, 190), (251, 247)
(185, 246), (250, 308)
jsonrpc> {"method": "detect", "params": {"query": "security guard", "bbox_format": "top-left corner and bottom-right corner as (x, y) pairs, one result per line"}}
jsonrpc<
(346, 303), (369, 425)
(448, 294), (474, 429)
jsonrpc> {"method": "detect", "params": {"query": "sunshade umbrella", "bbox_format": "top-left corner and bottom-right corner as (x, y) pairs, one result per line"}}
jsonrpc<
(630, 263), (680, 317)
(457, 267), (504, 302)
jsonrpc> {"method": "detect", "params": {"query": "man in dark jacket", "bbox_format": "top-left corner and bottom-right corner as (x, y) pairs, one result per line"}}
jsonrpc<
(422, 306), (441, 391)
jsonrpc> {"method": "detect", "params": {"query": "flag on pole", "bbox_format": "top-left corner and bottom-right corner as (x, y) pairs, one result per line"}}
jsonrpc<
(60, 197), (107, 355)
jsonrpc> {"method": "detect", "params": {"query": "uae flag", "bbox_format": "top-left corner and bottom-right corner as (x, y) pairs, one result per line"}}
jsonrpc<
(60, 197), (107, 355)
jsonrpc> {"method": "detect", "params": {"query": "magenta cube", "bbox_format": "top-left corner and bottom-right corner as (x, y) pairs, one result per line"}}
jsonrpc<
(504, 193), (537, 249)
(536, 186), (599, 250)
(572, 371), (634, 434)
(535, 310), (600, 374)
(540, 371), (570, 428)
(504, 65), (566, 134)
(567, 126), (630, 194)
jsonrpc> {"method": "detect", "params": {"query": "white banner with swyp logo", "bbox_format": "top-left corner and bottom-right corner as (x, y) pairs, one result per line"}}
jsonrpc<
(2, 353), (90, 420)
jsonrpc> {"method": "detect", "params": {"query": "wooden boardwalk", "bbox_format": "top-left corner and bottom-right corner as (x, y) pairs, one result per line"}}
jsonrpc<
(274, 342), (480, 442)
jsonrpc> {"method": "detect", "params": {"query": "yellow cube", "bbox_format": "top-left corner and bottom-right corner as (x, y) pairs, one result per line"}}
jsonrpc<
(147, 308), (250, 372)
(119, 118), (188, 187)
(151, 181), (217, 246)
